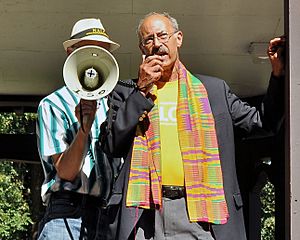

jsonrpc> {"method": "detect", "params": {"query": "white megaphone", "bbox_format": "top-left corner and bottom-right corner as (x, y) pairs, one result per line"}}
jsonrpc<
(63, 45), (119, 100)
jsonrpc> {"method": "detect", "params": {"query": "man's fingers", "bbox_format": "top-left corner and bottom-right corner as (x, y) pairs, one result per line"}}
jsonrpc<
(269, 37), (285, 50)
(268, 37), (286, 59)
(137, 54), (164, 92)
(152, 64), (163, 72)
(143, 55), (163, 64)
(77, 100), (97, 116)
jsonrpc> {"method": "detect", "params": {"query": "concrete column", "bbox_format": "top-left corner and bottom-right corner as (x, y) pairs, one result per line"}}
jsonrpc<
(286, 0), (300, 239)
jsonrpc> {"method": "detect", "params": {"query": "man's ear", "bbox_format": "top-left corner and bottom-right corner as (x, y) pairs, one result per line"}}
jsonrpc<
(139, 43), (147, 55)
(176, 31), (183, 48)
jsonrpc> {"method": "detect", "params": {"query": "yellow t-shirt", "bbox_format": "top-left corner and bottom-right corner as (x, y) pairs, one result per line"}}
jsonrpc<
(157, 81), (184, 186)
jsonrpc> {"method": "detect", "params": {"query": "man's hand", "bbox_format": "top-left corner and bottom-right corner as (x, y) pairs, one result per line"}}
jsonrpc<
(75, 99), (97, 133)
(53, 99), (97, 181)
(268, 36), (286, 77)
(137, 55), (164, 95)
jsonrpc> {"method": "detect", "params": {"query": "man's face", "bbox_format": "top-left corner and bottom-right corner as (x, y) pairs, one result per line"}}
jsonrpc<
(139, 15), (183, 71)
(67, 40), (110, 55)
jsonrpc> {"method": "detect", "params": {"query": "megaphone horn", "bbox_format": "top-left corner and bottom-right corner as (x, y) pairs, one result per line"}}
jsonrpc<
(63, 45), (119, 100)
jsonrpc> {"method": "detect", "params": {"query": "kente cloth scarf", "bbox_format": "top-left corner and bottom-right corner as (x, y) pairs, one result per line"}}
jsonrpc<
(126, 61), (229, 224)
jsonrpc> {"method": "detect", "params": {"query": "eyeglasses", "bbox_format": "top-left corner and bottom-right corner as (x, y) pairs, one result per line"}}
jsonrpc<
(141, 31), (178, 47)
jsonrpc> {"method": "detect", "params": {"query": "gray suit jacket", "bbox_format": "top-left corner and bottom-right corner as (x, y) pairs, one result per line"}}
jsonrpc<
(100, 74), (284, 240)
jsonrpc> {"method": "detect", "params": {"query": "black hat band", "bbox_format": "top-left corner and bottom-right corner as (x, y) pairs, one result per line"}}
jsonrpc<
(70, 28), (109, 40)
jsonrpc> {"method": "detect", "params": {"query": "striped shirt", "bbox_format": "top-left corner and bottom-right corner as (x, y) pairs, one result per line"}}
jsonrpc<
(36, 86), (107, 203)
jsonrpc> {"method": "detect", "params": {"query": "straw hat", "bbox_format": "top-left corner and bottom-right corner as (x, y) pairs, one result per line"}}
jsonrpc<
(63, 18), (120, 52)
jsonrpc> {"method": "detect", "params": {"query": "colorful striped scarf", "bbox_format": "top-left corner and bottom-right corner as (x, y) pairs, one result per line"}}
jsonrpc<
(126, 62), (229, 224)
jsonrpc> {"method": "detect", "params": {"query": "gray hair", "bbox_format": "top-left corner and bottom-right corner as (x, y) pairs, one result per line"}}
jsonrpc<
(137, 12), (179, 42)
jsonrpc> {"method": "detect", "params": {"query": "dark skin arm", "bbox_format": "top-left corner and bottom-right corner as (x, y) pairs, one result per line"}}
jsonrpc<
(52, 99), (97, 181)
(268, 36), (286, 77)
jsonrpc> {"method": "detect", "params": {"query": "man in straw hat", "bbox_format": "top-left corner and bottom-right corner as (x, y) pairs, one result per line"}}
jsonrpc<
(100, 12), (285, 239)
(36, 18), (121, 239)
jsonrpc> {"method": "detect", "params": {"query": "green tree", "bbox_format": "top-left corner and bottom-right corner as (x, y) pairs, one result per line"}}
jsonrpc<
(0, 112), (37, 239)
(0, 161), (33, 239)
(0, 112), (36, 134)
(261, 181), (275, 240)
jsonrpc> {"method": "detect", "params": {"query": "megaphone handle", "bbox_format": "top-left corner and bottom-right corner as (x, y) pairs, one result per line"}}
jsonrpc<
(80, 102), (86, 133)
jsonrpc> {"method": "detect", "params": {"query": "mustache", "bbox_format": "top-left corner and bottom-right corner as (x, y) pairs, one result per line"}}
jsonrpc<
(151, 45), (168, 55)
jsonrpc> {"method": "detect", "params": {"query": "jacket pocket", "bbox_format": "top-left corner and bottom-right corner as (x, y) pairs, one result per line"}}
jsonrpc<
(108, 193), (123, 205)
(233, 193), (243, 209)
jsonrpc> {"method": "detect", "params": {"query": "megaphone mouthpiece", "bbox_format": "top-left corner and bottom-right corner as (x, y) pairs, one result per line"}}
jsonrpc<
(82, 67), (100, 90)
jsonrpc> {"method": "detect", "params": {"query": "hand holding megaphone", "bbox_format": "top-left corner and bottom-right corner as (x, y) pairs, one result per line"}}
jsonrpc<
(75, 99), (97, 133)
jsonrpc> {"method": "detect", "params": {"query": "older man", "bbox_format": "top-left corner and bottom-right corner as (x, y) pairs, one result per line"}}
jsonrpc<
(101, 12), (285, 240)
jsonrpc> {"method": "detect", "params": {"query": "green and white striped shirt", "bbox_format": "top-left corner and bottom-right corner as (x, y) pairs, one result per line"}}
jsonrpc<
(36, 86), (107, 203)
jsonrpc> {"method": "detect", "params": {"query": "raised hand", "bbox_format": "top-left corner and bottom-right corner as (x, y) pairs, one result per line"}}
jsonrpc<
(75, 99), (97, 133)
(137, 55), (164, 95)
(268, 36), (286, 77)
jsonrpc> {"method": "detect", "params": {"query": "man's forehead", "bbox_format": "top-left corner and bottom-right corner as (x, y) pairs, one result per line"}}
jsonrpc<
(140, 15), (173, 35)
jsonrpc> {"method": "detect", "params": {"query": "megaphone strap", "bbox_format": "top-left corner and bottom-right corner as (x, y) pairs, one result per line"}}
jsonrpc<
(118, 80), (137, 89)
(70, 28), (109, 39)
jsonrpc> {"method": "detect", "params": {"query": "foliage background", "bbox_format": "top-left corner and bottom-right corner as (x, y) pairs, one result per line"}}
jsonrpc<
(0, 112), (36, 134)
(261, 181), (275, 240)
(0, 161), (32, 239)
(0, 112), (37, 239)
